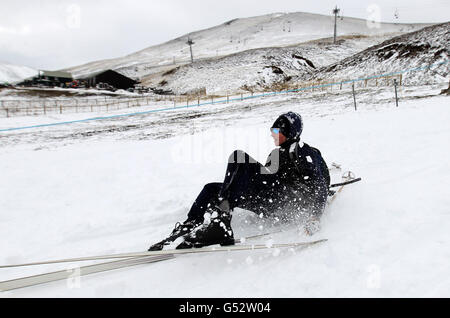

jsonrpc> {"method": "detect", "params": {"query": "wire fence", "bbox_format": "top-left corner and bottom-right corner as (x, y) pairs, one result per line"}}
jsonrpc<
(0, 73), (405, 119)
(0, 59), (448, 132)
(0, 95), (168, 118)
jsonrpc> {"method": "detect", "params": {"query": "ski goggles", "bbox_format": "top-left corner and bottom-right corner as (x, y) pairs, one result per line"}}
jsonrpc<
(270, 128), (280, 134)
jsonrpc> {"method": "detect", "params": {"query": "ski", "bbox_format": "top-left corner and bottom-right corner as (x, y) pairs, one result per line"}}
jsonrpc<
(330, 177), (362, 188)
(0, 255), (174, 292)
(0, 239), (327, 292)
(328, 171), (361, 205)
(235, 230), (283, 244)
(0, 231), (279, 270)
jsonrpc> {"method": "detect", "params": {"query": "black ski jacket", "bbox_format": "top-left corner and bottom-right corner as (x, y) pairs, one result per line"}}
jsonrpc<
(263, 139), (329, 217)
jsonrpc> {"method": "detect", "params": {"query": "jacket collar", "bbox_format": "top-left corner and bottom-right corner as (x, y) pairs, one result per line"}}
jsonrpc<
(280, 138), (299, 150)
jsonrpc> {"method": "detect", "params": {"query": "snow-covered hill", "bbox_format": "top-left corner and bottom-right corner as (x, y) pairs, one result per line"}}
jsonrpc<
(141, 22), (449, 95)
(66, 12), (429, 79)
(315, 22), (450, 85)
(141, 46), (318, 95)
(141, 34), (404, 95)
(0, 63), (37, 84)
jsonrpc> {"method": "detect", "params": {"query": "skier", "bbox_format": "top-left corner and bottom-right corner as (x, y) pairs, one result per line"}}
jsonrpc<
(149, 111), (330, 251)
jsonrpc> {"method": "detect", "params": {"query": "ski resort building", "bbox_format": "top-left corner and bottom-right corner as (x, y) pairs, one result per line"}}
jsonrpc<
(77, 70), (137, 90)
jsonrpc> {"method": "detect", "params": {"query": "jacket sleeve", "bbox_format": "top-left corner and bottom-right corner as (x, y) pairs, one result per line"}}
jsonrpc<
(264, 148), (281, 175)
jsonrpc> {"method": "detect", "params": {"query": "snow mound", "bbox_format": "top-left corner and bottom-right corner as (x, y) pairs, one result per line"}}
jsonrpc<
(315, 22), (450, 85)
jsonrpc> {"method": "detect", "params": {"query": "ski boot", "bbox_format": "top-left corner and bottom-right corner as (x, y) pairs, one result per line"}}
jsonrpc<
(176, 200), (235, 249)
(148, 219), (200, 251)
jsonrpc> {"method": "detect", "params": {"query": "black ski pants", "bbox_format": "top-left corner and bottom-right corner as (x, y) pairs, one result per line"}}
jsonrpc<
(187, 150), (277, 222)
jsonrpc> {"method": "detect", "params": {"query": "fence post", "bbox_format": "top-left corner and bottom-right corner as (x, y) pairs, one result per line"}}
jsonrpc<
(241, 93), (243, 101)
(5, 108), (9, 118)
(352, 83), (357, 111)
(394, 79), (399, 107)
(43, 101), (46, 115)
(197, 96), (200, 106)
(59, 105), (62, 114)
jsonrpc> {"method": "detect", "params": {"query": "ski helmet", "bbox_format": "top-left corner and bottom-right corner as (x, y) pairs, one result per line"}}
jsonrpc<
(271, 111), (303, 141)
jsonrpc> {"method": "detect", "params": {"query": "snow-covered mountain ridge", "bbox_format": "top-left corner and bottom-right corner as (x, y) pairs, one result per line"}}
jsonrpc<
(66, 12), (429, 79)
(141, 23), (449, 95)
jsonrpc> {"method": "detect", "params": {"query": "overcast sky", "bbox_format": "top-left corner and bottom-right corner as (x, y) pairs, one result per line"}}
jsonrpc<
(0, 0), (448, 70)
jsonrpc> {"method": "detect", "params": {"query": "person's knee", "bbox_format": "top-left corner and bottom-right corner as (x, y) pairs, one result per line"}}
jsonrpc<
(202, 182), (222, 194)
(228, 150), (246, 163)
(228, 150), (259, 164)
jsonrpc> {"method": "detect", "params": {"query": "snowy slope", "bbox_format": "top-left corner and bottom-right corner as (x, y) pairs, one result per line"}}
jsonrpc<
(0, 82), (449, 297)
(0, 63), (37, 84)
(140, 35), (387, 95)
(150, 23), (449, 95)
(66, 12), (429, 79)
(315, 22), (450, 85)
(141, 46), (317, 95)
